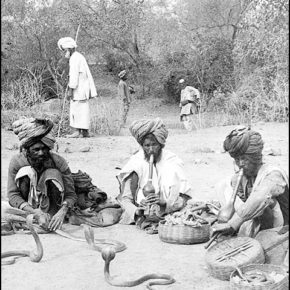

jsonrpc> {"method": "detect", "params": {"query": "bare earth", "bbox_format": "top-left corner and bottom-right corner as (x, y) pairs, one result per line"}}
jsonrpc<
(1, 99), (288, 290)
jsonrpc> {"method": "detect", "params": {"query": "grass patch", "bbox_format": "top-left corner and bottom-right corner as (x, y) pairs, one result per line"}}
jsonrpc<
(89, 97), (124, 136)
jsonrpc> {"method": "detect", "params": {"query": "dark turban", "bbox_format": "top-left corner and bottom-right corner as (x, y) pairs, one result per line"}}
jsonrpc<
(12, 118), (55, 150)
(129, 118), (168, 145)
(223, 125), (264, 162)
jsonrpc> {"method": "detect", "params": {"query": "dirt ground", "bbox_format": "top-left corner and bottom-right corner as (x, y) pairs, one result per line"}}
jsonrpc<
(1, 99), (289, 290)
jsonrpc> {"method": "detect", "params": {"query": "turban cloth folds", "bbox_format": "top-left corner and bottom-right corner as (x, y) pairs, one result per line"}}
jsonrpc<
(57, 37), (77, 50)
(118, 70), (127, 78)
(223, 126), (264, 162)
(129, 118), (168, 145)
(12, 118), (55, 150)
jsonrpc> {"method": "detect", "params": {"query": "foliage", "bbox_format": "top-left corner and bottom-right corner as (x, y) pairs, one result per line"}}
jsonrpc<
(233, 0), (289, 121)
(1, 0), (288, 135)
(162, 36), (235, 104)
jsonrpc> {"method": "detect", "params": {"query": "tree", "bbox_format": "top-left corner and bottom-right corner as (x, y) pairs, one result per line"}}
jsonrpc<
(233, 0), (289, 121)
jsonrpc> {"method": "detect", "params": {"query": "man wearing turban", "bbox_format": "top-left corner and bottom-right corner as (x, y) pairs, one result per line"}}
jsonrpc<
(117, 70), (132, 125)
(212, 126), (288, 239)
(116, 118), (192, 233)
(58, 37), (97, 138)
(5, 118), (77, 231)
(179, 79), (200, 131)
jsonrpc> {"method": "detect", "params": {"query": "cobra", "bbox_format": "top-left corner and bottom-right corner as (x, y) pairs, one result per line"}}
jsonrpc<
(1, 214), (43, 265)
(2, 212), (176, 288)
(83, 225), (176, 289)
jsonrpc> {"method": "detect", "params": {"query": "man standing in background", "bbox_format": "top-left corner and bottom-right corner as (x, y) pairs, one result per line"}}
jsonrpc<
(118, 70), (131, 125)
(179, 79), (200, 131)
(57, 37), (97, 138)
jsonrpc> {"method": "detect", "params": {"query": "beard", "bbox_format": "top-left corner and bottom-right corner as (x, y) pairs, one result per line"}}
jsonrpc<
(243, 162), (262, 177)
(26, 152), (50, 170)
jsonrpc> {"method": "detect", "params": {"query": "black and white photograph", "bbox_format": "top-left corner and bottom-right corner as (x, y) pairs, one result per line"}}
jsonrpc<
(1, 0), (289, 289)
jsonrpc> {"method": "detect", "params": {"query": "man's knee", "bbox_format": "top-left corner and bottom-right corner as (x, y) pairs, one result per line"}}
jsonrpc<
(38, 169), (64, 195)
(18, 176), (31, 201)
(129, 172), (139, 195)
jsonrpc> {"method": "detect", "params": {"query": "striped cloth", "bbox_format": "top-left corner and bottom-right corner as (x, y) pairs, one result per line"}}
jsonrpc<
(12, 118), (55, 149)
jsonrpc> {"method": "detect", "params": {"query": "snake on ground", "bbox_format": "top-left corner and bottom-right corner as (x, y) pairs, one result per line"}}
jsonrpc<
(1, 214), (43, 265)
(2, 215), (175, 289)
(82, 224), (176, 289)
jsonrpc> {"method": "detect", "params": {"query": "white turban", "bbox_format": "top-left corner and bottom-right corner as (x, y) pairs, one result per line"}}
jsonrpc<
(57, 37), (77, 50)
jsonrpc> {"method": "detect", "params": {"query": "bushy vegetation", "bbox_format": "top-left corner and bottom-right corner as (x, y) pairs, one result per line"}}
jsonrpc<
(1, 0), (288, 135)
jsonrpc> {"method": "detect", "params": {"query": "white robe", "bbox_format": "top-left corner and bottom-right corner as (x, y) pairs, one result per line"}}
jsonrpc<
(68, 51), (97, 129)
(116, 149), (193, 224)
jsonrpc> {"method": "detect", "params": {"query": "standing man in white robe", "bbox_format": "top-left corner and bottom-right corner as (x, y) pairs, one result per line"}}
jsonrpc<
(57, 37), (97, 138)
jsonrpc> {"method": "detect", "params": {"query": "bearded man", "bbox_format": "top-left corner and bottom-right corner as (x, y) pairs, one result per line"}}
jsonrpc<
(57, 37), (97, 138)
(212, 126), (288, 238)
(116, 118), (192, 233)
(5, 118), (77, 231)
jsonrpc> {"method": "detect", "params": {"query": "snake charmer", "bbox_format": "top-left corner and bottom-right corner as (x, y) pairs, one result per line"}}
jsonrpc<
(212, 125), (289, 238)
(4, 118), (77, 231)
(116, 118), (193, 234)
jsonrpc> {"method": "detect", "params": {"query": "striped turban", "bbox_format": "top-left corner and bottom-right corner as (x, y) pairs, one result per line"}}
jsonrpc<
(129, 118), (168, 145)
(12, 118), (56, 150)
(223, 125), (264, 162)
(118, 70), (127, 79)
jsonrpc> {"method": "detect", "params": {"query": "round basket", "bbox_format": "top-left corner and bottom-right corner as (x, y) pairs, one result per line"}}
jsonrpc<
(205, 237), (265, 281)
(158, 220), (210, 244)
(230, 264), (289, 290)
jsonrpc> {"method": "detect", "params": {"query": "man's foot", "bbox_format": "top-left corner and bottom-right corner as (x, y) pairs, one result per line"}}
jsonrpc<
(82, 130), (90, 138)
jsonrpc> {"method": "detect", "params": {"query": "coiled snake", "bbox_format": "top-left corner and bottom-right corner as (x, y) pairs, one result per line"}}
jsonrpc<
(83, 225), (176, 289)
(1, 214), (43, 265)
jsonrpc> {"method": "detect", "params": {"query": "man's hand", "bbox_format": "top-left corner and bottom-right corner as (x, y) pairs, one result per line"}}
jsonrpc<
(144, 194), (166, 207)
(34, 209), (51, 230)
(139, 199), (147, 208)
(48, 207), (68, 231)
(210, 222), (235, 237)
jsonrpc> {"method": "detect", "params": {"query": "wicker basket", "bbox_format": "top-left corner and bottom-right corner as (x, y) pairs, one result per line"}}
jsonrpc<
(158, 220), (210, 244)
(205, 237), (265, 281)
(230, 264), (289, 290)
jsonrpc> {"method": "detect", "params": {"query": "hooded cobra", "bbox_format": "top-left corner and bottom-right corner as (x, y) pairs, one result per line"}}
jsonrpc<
(2, 211), (175, 288)
(1, 214), (43, 265)
(83, 225), (176, 289)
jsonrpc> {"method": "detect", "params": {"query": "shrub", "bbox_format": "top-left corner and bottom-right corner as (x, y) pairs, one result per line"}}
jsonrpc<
(89, 97), (123, 135)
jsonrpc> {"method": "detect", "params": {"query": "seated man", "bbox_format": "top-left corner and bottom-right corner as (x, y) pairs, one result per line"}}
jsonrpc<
(116, 118), (193, 233)
(213, 125), (288, 238)
(5, 118), (77, 231)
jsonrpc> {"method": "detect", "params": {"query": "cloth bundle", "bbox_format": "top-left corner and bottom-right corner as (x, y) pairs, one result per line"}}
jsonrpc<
(70, 170), (122, 227)
(12, 118), (55, 150)
(71, 170), (108, 210)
